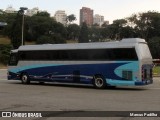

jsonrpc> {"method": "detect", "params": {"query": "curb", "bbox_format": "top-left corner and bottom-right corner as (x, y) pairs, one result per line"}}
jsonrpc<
(153, 76), (160, 77)
(0, 69), (7, 70)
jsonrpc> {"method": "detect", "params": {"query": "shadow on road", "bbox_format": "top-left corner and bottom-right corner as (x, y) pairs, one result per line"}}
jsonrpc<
(7, 81), (148, 91)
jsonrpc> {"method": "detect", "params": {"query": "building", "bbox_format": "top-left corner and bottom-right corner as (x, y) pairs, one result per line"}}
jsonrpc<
(80, 7), (93, 26)
(0, 9), (3, 14)
(5, 6), (17, 13)
(103, 21), (109, 25)
(54, 10), (67, 25)
(93, 14), (104, 26)
(26, 7), (39, 16)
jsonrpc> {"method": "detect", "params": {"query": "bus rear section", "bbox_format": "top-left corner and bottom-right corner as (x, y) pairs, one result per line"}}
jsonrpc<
(140, 64), (153, 85)
(135, 42), (153, 85)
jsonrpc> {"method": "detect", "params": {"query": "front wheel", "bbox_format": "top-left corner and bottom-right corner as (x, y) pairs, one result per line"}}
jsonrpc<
(93, 75), (106, 89)
(21, 73), (30, 84)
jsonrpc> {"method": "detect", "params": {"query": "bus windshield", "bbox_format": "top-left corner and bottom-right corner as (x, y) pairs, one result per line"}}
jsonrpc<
(8, 52), (18, 66)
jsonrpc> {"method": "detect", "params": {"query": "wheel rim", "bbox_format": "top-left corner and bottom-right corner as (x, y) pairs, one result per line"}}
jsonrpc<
(95, 78), (104, 88)
(22, 75), (28, 83)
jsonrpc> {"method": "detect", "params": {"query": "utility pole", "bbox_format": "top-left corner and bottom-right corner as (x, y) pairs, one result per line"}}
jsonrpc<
(19, 7), (28, 46)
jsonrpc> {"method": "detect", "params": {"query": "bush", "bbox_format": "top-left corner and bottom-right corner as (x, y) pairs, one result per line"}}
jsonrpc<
(0, 44), (12, 65)
(36, 34), (66, 44)
(36, 35), (54, 44)
(148, 37), (160, 59)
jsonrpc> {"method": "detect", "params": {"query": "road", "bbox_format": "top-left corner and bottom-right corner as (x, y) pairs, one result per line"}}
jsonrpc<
(0, 69), (160, 120)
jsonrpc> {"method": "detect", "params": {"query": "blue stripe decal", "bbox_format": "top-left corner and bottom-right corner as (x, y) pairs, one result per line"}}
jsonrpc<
(9, 62), (129, 81)
(9, 64), (63, 73)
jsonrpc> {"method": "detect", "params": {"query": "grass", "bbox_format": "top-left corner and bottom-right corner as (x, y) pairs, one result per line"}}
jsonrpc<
(25, 41), (36, 45)
(0, 63), (7, 69)
(0, 36), (76, 45)
(0, 36), (36, 45)
(0, 36), (10, 44)
(67, 40), (78, 43)
(153, 66), (160, 75)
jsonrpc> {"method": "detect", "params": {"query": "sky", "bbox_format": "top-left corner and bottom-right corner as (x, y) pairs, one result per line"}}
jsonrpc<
(1, 0), (160, 24)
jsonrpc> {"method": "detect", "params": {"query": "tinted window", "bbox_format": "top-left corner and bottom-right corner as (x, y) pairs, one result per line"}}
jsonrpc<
(8, 53), (18, 66)
(18, 48), (138, 61)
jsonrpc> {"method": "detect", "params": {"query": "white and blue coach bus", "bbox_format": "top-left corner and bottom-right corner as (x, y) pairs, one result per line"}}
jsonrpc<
(7, 38), (153, 89)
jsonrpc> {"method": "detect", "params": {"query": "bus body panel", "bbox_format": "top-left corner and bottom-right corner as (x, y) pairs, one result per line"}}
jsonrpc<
(7, 38), (153, 87)
(8, 61), (153, 86)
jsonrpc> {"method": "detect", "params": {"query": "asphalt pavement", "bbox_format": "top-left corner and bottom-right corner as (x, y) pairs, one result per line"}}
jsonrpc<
(0, 69), (160, 120)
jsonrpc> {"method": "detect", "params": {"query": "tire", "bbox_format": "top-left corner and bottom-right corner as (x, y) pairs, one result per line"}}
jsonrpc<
(93, 75), (106, 89)
(21, 73), (30, 84)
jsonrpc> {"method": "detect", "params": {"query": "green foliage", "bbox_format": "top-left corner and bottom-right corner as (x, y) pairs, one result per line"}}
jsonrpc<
(35, 11), (50, 17)
(0, 13), (17, 37)
(67, 24), (80, 40)
(51, 33), (66, 44)
(36, 35), (54, 44)
(148, 37), (160, 59)
(127, 11), (160, 40)
(10, 11), (23, 49)
(66, 14), (76, 24)
(26, 15), (54, 41)
(88, 26), (102, 42)
(50, 22), (67, 38)
(36, 34), (66, 44)
(79, 22), (89, 43)
(26, 13), (67, 43)
(153, 66), (160, 75)
(1, 11), (160, 59)
(0, 44), (12, 65)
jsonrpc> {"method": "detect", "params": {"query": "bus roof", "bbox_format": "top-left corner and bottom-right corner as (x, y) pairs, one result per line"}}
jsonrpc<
(18, 38), (146, 51)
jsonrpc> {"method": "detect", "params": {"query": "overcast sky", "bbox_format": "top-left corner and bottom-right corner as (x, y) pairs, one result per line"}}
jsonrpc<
(1, 0), (160, 24)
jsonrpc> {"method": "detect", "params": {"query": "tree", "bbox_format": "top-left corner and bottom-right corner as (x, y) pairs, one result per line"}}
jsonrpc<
(66, 14), (76, 24)
(101, 19), (136, 40)
(35, 11), (50, 17)
(78, 22), (89, 43)
(88, 26), (102, 42)
(36, 35), (54, 44)
(0, 44), (12, 65)
(127, 11), (160, 41)
(26, 13), (54, 41)
(111, 19), (128, 40)
(100, 25), (116, 40)
(67, 24), (80, 40)
(50, 33), (66, 44)
(0, 12), (17, 38)
(10, 11), (24, 49)
(148, 37), (160, 59)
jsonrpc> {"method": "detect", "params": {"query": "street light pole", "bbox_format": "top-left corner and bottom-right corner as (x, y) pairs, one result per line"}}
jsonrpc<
(20, 7), (28, 46)
(22, 13), (25, 45)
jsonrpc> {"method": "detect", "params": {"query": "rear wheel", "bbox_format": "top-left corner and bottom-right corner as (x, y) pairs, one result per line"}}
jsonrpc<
(21, 73), (30, 84)
(93, 75), (106, 89)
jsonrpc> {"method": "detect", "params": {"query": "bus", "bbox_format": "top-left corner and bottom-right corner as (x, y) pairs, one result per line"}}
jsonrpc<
(7, 38), (153, 89)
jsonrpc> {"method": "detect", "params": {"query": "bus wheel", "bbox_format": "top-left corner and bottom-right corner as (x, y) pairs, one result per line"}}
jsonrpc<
(93, 75), (106, 89)
(21, 74), (30, 84)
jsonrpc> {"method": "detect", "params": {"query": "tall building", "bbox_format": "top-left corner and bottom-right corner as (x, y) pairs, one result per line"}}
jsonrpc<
(5, 6), (17, 13)
(54, 10), (67, 25)
(80, 7), (93, 26)
(93, 14), (104, 26)
(26, 7), (39, 16)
